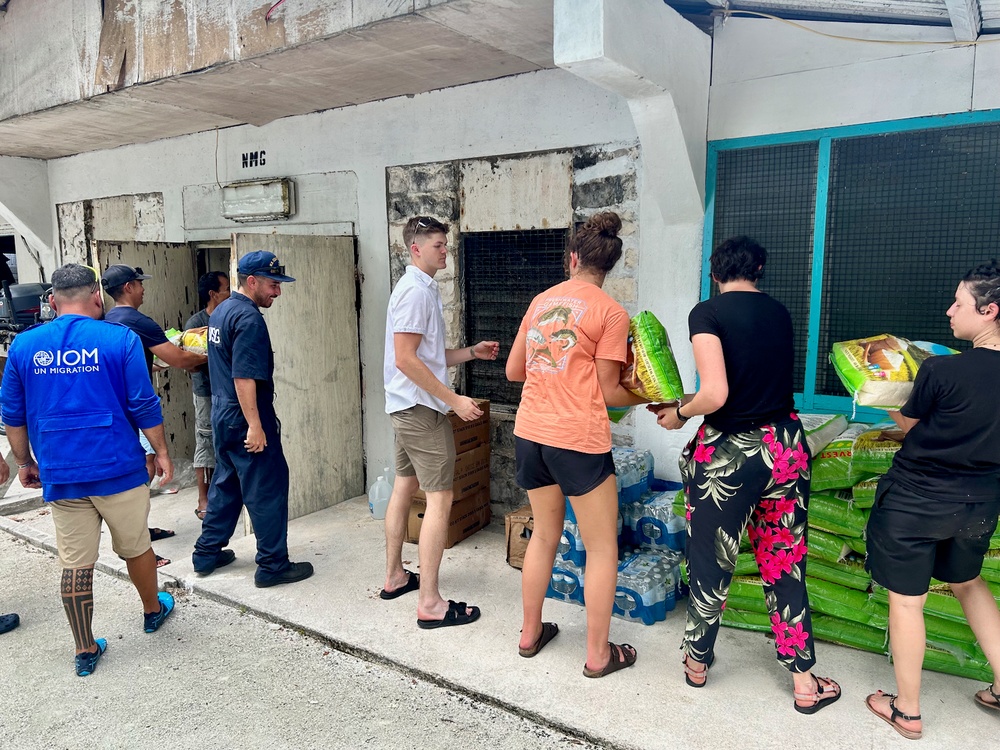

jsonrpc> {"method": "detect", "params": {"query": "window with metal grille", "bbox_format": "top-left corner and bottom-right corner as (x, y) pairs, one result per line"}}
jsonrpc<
(713, 143), (818, 394)
(708, 116), (1000, 415)
(464, 229), (569, 407)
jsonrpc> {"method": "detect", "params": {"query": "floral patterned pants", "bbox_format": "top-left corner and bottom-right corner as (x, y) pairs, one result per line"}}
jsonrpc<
(679, 416), (817, 672)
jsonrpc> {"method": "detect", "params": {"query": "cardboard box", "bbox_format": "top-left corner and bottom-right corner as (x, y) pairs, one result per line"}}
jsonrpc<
(405, 487), (492, 549)
(413, 443), (491, 501)
(449, 399), (490, 455)
(505, 503), (534, 570)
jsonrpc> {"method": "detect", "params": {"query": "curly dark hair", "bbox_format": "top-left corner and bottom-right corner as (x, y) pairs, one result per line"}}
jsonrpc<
(710, 236), (767, 283)
(962, 259), (1000, 314)
(567, 211), (623, 275)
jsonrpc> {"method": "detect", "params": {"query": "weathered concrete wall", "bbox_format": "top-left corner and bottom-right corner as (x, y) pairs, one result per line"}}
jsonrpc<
(0, 155), (53, 265)
(56, 193), (165, 267)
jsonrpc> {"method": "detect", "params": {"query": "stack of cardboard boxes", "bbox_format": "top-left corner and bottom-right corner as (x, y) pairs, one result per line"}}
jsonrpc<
(405, 399), (492, 549)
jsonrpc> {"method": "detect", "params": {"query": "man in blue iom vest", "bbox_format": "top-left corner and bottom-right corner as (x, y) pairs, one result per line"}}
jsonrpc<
(192, 251), (314, 588)
(1, 264), (176, 677)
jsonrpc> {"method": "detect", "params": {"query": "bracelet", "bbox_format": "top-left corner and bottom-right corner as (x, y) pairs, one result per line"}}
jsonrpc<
(469, 346), (476, 361)
(676, 405), (691, 423)
(16, 462), (32, 469)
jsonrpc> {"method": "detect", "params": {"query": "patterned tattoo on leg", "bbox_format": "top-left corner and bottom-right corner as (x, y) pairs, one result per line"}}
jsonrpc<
(61, 567), (95, 652)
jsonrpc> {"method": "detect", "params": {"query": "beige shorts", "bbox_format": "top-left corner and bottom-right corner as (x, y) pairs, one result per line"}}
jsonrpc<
(390, 404), (456, 493)
(50, 484), (152, 568)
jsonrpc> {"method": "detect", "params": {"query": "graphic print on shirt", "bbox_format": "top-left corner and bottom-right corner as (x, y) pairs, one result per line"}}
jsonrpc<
(31, 347), (101, 375)
(525, 296), (588, 374)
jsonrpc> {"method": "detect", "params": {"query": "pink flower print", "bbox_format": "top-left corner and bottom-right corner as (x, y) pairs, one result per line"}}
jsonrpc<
(789, 539), (808, 564)
(770, 611), (788, 638)
(789, 443), (809, 474)
(753, 526), (778, 555)
(758, 551), (782, 584)
(776, 622), (809, 656)
(747, 524), (759, 543)
(697, 424), (706, 441)
(789, 412), (799, 421)
(774, 549), (797, 577)
(774, 497), (797, 518)
(773, 527), (795, 549)
(771, 446), (802, 484)
(693, 443), (716, 464)
(763, 431), (776, 450)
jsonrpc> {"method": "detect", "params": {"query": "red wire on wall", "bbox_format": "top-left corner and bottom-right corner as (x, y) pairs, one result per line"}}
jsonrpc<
(265, 0), (288, 22)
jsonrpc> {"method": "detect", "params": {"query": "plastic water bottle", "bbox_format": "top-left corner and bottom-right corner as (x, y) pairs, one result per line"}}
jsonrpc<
(368, 475), (392, 520)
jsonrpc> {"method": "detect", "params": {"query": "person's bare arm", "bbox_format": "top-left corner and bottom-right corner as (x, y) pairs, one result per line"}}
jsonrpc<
(597, 359), (650, 407)
(888, 410), (919, 435)
(652, 333), (729, 430)
(6, 425), (41, 489)
(394, 333), (482, 421)
(139, 423), (174, 484)
(506, 334), (527, 383)
(149, 341), (208, 372)
(234, 377), (266, 452)
(445, 341), (500, 367)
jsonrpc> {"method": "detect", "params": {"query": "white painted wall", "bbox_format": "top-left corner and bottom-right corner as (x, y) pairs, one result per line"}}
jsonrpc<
(45, 67), (640, 484)
(0, 155), (53, 269)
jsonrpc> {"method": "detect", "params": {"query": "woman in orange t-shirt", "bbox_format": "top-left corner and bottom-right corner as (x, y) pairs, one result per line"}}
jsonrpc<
(506, 212), (648, 678)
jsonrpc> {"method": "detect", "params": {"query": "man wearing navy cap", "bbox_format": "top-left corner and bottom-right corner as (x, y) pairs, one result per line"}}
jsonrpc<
(192, 251), (314, 587)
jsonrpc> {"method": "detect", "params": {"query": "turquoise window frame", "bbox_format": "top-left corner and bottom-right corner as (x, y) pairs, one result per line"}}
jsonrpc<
(703, 109), (1000, 423)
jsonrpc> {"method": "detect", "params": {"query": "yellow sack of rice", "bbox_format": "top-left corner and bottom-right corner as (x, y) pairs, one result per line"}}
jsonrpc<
(181, 326), (208, 355)
(620, 311), (684, 402)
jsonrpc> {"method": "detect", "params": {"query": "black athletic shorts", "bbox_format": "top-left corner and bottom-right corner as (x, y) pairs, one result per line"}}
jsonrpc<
(865, 477), (1000, 596)
(514, 436), (615, 497)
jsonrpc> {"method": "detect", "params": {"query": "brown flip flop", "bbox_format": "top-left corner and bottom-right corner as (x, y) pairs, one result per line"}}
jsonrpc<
(519, 622), (559, 658)
(583, 642), (637, 678)
(865, 691), (921, 740)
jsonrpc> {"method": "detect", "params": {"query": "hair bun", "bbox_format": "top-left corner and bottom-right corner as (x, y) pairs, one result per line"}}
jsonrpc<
(584, 211), (622, 239)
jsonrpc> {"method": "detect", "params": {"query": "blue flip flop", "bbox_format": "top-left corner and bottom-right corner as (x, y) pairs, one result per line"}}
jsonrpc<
(76, 638), (107, 677)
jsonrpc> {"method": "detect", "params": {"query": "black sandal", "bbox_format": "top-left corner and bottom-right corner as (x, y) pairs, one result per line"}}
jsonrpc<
(417, 600), (481, 629)
(519, 622), (559, 658)
(795, 675), (841, 715)
(148, 528), (175, 542)
(583, 642), (637, 678)
(975, 684), (1000, 713)
(865, 691), (920, 739)
(379, 570), (420, 600)
(683, 653), (714, 688)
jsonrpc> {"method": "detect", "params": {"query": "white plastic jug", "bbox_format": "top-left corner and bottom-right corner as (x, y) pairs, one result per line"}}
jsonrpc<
(368, 475), (392, 520)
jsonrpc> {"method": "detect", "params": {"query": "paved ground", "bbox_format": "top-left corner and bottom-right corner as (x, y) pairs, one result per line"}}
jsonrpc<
(0, 533), (594, 750)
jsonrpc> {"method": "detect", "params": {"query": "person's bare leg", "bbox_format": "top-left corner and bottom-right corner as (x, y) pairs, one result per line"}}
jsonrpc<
(571, 475), (620, 672)
(416, 488), (472, 620)
(519, 485), (564, 650)
(61, 566), (97, 655)
(125, 548), (163, 614)
(383, 474), (419, 592)
(195, 468), (211, 515)
(951, 577), (1000, 703)
(869, 590), (927, 734)
(145, 455), (155, 484)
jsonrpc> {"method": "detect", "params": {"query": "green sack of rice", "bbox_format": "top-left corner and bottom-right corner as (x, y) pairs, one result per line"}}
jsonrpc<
(873, 584), (974, 624)
(622, 311), (684, 402)
(918, 646), (993, 683)
(844, 536), (867, 557)
(830, 335), (956, 408)
(671, 489), (686, 518)
(721, 608), (772, 633)
(812, 423), (876, 491)
(726, 577), (770, 615)
(807, 528), (850, 563)
(806, 555), (871, 591)
(991, 528), (1000, 550)
(925, 613), (979, 657)
(734, 553), (760, 577)
(851, 478), (879, 510)
(606, 406), (633, 423)
(806, 578), (888, 629)
(812, 614), (888, 654)
(808, 493), (869, 538)
(852, 422), (904, 475)
(799, 413), (849, 456)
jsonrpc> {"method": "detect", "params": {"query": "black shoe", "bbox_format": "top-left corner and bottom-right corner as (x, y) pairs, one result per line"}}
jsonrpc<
(254, 561), (314, 588)
(193, 549), (236, 576)
(0, 613), (20, 634)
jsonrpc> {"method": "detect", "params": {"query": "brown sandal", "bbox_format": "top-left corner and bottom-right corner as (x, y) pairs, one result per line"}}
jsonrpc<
(794, 675), (841, 715)
(975, 684), (1000, 712)
(519, 622), (559, 658)
(865, 691), (921, 739)
(583, 642), (636, 678)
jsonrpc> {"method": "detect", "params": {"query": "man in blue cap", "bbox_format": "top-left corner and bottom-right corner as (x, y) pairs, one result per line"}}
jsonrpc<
(192, 251), (314, 587)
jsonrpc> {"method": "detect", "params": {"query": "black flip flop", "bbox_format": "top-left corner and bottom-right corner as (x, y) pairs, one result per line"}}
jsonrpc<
(149, 528), (176, 542)
(380, 570), (420, 600)
(417, 600), (481, 629)
(583, 642), (637, 678)
(155, 554), (172, 568)
(519, 622), (559, 658)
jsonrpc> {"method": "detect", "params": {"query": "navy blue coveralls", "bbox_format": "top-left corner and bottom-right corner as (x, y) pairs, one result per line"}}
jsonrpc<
(192, 292), (291, 579)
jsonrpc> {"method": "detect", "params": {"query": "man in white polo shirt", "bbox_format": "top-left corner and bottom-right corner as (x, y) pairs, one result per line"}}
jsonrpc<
(380, 216), (499, 629)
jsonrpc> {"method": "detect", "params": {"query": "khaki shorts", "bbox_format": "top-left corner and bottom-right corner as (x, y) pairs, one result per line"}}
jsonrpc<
(51, 484), (152, 568)
(390, 404), (456, 493)
(193, 394), (216, 469)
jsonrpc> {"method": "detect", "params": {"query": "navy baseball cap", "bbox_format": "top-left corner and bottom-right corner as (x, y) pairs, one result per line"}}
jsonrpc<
(237, 251), (296, 282)
(101, 264), (152, 289)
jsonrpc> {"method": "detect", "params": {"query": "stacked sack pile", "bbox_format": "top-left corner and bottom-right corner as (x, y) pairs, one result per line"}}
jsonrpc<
(546, 310), (687, 626)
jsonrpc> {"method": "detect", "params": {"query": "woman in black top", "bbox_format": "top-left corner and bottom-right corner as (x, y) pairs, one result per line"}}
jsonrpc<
(865, 262), (1000, 740)
(654, 236), (840, 714)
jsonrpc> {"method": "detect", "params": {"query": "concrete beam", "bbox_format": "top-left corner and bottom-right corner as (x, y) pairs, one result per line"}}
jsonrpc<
(0, 156), (54, 273)
(945, 0), (982, 41)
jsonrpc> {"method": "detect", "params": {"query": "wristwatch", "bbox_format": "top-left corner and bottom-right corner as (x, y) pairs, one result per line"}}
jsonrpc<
(676, 405), (690, 423)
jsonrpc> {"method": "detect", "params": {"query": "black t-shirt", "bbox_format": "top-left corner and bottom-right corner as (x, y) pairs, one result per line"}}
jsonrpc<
(688, 291), (795, 434)
(208, 293), (276, 428)
(105, 306), (169, 380)
(886, 348), (1000, 502)
(185, 309), (211, 397)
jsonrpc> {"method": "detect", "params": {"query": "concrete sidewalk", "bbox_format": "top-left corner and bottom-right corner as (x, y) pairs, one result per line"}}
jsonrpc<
(1, 485), (994, 749)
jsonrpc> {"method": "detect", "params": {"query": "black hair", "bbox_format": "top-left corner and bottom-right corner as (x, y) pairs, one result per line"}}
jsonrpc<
(567, 212), (623, 275)
(962, 260), (1000, 315)
(198, 271), (229, 306)
(710, 236), (767, 283)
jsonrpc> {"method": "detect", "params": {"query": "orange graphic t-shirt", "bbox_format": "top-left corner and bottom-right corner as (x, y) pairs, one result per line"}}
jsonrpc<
(513, 279), (630, 454)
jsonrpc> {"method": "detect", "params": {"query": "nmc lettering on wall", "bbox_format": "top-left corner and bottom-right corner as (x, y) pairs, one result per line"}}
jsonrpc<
(242, 151), (266, 168)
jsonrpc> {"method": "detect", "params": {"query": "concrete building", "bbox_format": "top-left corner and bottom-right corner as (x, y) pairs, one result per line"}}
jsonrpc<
(2, 0), (998, 517)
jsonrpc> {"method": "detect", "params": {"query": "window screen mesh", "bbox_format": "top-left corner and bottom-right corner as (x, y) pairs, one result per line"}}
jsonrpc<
(817, 124), (1000, 394)
(464, 229), (568, 406)
(712, 143), (818, 393)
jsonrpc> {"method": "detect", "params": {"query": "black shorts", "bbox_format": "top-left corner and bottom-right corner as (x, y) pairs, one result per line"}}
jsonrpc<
(514, 437), (615, 497)
(865, 478), (1000, 596)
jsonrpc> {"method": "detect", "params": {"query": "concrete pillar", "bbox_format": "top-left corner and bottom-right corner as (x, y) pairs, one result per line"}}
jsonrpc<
(0, 155), (53, 280)
(554, 0), (711, 477)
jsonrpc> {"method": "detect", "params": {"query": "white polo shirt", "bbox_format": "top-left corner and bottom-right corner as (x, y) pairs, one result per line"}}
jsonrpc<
(383, 264), (450, 415)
